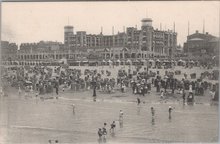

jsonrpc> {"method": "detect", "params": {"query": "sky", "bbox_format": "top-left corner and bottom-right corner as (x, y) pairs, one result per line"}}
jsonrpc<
(1, 1), (220, 46)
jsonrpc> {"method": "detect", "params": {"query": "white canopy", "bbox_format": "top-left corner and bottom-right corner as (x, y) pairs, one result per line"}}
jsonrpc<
(25, 81), (32, 84)
(148, 59), (154, 62)
(163, 60), (169, 63)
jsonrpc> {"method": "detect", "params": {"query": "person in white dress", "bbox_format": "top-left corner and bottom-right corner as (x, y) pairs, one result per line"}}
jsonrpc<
(189, 84), (193, 95)
(0, 87), (4, 97)
(119, 110), (124, 122)
(72, 104), (75, 114)
(18, 87), (22, 96)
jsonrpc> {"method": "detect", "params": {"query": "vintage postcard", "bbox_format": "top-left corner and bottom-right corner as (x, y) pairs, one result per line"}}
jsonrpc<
(0, 1), (219, 143)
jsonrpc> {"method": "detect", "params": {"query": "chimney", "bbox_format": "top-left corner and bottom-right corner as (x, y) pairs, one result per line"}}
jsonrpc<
(196, 30), (199, 33)
(206, 32), (209, 35)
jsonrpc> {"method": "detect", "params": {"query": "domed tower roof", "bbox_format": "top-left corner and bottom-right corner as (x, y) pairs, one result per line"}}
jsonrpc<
(64, 25), (74, 33)
(141, 18), (152, 22)
(141, 18), (153, 27)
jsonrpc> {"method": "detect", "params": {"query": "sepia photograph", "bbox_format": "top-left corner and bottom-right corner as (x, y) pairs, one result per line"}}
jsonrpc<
(0, 1), (219, 143)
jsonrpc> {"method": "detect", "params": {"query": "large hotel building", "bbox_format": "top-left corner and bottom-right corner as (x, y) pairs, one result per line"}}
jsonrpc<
(2, 18), (178, 65)
(64, 18), (177, 59)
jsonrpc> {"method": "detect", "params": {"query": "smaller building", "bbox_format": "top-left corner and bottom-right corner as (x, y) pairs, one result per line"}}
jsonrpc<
(1, 41), (18, 61)
(183, 30), (219, 58)
(17, 41), (64, 65)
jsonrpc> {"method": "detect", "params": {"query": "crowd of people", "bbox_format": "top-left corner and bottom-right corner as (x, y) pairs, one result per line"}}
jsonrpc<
(0, 59), (219, 143)
(1, 60), (219, 103)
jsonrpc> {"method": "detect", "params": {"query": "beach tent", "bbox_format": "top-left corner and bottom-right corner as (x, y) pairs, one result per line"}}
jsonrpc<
(163, 59), (169, 63)
(88, 61), (98, 66)
(24, 81), (32, 86)
(82, 60), (89, 63)
(126, 59), (132, 63)
(101, 60), (106, 66)
(115, 59), (121, 65)
(155, 59), (161, 66)
(80, 60), (89, 66)
(148, 59), (154, 62)
(177, 59), (186, 66)
(190, 60), (194, 63)
(108, 60), (113, 65)
(59, 58), (67, 64)
(126, 59), (132, 65)
(178, 59), (184, 62)
(132, 59), (139, 65)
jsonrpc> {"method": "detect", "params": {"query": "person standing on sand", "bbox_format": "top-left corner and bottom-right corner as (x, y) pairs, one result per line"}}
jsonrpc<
(137, 97), (141, 105)
(0, 87), (4, 97)
(72, 104), (75, 114)
(182, 90), (186, 104)
(151, 107), (155, 117)
(18, 86), (22, 96)
(119, 110), (124, 122)
(168, 106), (174, 119)
(93, 84), (97, 102)
(189, 83), (193, 95)
(55, 85), (59, 99)
(160, 90), (164, 99)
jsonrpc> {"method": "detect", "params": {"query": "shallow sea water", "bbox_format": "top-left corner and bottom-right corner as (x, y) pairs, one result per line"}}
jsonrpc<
(0, 94), (218, 143)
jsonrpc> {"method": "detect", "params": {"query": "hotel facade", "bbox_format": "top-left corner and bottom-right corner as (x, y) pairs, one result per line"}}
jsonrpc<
(2, 18), (178, 66)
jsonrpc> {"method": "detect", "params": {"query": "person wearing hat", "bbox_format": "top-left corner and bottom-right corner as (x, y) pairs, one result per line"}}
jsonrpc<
(168, 106), (174, 119)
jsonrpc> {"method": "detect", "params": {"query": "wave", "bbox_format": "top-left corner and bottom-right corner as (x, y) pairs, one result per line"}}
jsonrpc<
(10, 125), (93, 135)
